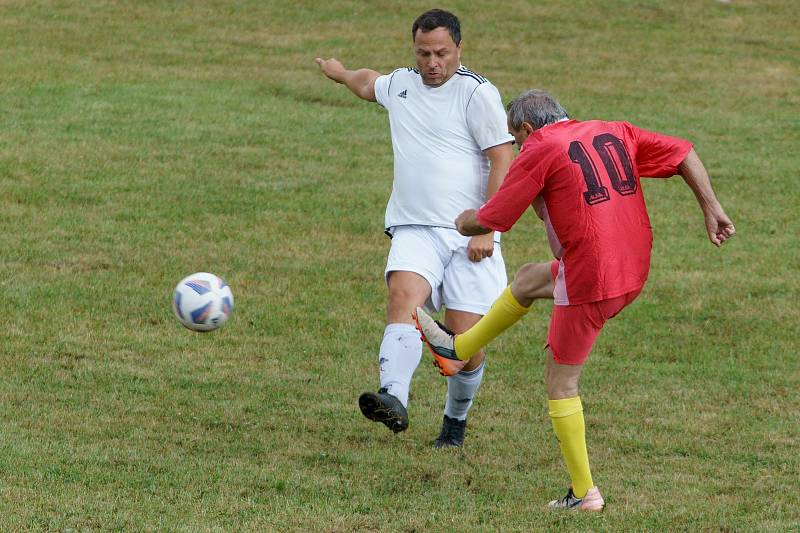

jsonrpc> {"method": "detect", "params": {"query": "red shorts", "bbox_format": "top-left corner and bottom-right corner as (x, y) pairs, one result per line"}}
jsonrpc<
(546, 260), (641, 365)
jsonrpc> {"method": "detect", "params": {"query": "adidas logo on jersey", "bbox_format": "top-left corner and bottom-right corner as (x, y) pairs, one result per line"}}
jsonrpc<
(397, 89), (407, 99)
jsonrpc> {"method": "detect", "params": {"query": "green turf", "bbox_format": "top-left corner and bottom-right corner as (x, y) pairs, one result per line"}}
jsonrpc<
(1, 0), (798, 530)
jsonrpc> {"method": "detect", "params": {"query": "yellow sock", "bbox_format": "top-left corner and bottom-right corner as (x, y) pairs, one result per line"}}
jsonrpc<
(549, 396), (594, 498)
(453, 285), (530, 360)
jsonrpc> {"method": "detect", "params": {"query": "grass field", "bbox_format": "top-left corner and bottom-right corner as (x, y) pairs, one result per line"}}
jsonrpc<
(1, 0), (798, 530)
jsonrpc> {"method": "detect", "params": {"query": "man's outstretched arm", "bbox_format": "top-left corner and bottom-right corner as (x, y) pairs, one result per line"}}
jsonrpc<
(315, 57), (380, 102)
(678, 148), (736, 247)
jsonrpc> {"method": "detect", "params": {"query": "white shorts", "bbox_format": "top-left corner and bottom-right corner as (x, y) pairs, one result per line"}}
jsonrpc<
(385, 225), (507, 315)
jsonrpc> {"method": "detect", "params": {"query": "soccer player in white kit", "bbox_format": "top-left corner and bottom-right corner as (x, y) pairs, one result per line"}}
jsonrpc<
(315, 9), (514, 447)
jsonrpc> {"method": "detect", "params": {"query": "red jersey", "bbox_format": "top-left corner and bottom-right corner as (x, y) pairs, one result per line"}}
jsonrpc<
(477, 119), (692, 305)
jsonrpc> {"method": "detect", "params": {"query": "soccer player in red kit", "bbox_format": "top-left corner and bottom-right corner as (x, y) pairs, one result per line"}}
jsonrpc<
(414, 89), (735, 511)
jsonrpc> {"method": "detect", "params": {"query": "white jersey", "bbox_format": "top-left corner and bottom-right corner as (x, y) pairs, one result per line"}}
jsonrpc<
(374, 65), (513, 231)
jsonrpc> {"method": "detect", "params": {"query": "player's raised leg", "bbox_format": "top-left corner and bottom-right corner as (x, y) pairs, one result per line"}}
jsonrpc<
(457, 262), (553, 358)
(359, 270), (429, 433)
(415, 261), (554, 375)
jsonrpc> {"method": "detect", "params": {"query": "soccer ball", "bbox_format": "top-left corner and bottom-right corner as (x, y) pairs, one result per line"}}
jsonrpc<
(172, 272), (234, 332)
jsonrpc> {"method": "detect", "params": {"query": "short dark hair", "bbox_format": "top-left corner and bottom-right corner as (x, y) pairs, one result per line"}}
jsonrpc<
(412, 9), (461, 45)
(507, 90), (569, 130)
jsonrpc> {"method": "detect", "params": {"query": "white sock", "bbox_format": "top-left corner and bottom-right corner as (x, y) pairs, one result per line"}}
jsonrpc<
(444, 360), (485, 421)
(378, 323), (422, 407)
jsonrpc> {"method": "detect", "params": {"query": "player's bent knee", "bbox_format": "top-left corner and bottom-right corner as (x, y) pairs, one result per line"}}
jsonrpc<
(387, 272), (430, 306)
(388, 286), (418, 306)
(513, 262), (552, 300)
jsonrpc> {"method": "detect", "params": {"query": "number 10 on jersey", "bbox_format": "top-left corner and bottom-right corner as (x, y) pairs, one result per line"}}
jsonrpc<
(569, 133), (637, 206)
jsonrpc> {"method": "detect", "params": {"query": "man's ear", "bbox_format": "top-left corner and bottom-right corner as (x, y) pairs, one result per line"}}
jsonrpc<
(523, 122), (535, 135)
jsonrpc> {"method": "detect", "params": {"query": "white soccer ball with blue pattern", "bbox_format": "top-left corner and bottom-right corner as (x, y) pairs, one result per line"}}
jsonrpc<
(172, 272), (234, 332)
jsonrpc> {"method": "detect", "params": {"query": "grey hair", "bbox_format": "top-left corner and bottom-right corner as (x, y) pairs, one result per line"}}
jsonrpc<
(507, 90), (569, 130)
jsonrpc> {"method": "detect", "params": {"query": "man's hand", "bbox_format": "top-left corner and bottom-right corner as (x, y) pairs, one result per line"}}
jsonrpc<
(678, 149), (735, 248)
(466, 232), (494, 262)
(315, 57), (347, 83)
(455, 209), (492, 236)
(314, 58), (379, 102)
(704, 207), (736, 247)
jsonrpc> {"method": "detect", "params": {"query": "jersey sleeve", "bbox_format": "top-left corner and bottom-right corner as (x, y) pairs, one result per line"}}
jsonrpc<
(465, 82), (514, 150)
(373, 69), (401, 109)
(628, 123), (693, 178)
(476, 150), (544, 232)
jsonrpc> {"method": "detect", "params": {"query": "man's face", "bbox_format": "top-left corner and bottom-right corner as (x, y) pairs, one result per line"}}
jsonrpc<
(414, 27), (461, 87)
(508, 117), (531, 148)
